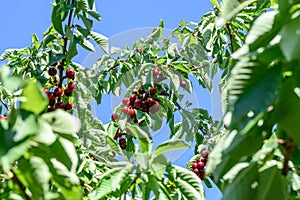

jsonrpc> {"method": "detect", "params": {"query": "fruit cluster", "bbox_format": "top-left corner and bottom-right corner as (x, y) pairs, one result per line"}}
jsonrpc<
(191, 150), (209, 180)
(44, 64), (75, 112)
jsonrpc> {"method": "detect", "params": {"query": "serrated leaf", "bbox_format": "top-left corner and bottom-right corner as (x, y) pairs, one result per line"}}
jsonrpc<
(90, 31), (108, 53)
(168, 166), (205, 200)
(127, 125), (152, 153)
(154, 139), (189, 155)
(20, 80), (48, 115)
(51, 5), (64, 35)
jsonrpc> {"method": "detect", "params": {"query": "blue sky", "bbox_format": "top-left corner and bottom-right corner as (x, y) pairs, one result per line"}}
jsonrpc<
(0, 1), (221, 199)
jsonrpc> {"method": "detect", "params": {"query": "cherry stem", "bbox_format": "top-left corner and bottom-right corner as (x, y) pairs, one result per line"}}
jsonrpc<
(58, 0), (75, 100)
(282, 139), (294, 176)
(11, 170), (30, 200)
(0, 98), (9, 111)
(226, 23), (235, 53)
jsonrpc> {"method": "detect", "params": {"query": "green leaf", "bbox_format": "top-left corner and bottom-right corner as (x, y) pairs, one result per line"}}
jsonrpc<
(148, 174), (172, 199)
(220, 0), (257, 26)
(40, 109), (80, 135)
(256, 163), (288, 200)
(168, 165), (205, 200)
(80, 38), (95, 52)
(154, 139), (189, 155)
(20, 80), (48, 115)
(51, 5), (64, 35)
(127, 125), (152, 153)
(90, 31), (109, 53)
(222, 162), (258, 200)
(150, 154), (170, 180)
(14, 114), (38, 142)
(280, 16), (300, 61)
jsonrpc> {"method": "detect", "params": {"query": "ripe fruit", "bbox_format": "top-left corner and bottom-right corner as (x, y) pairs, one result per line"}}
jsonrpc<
(132, 89), (138, 94)
(111, 113), (118, 121)
(149, 87), (156, 95)
(138, 88), (145, 94)
(0, 115), (6, 120)
(192, 163), (198, 169)
(201, 150), (208, 158)
(64, 102), (73, 110)
(147, 98), (153, 104)
(66, 68), (75, 79)
(134, 99), (141, 107)
(54, 88), (63, 97)
(193, 168), (199, 174)
(55, 102), (65, 109)
(153, 69), (160, 76)
(122, 106), (129, 113)
(197, 161), (205, 169)
(68, 82), (75, 90)
(44, 89), (49, 94)
(129, 95), (136, 103)
(119, 138), (126, 145)
(47, 92), (55, 102)
(180, 80), (187, 88)
(128, 109), (135, 117)
(64, 88), (73, 96)
(48, 67), (57, 76)
(122, 97), (129, 105)
(150, 101), (159, 114)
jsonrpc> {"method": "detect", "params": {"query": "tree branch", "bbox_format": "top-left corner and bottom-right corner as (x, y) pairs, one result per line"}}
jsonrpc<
(11, 170), (30, 200)
(58, 0), (75, 90)
(226, 23), (235, 53)
(0, 98), (9, 111)
(282, 139), (294, 176)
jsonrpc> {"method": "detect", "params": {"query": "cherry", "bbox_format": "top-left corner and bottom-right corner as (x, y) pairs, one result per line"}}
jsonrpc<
(111, 113), (118, 121)
(138, 88), (145, 94)
(119, 138), (126, 145)
(44, 89), (49, 94)
(64, 88), (73, 96)
(150, 101), (159, 114)
(122, 106), (129, 113)
(64, 102), (73, 110)
(134, 99), (141, 107)
(120, 143), (126, 150)
(192, 163), (198, 169)
(129, 95), (136, 103)
(66, 68), (75, 79)
(55, 102), (65, 109)
(47, 92), (55, 101)
(122, 97), (129, 105)
(197, 161), (205, 169)
(201, 150), (208, 158)
(147, 98), (153, 104)
(48, 67), (57, 76)
(128, 109), (135, 117)
(49, 98), (56, 106)
(54, 88), (63, 97)
(68, 82), (75, 90)
(149, 88), (156, 95)
(193, 168), (199, 174)
(180, 80), (187, 88)
(153, 69), (160, 76)
(132, 89), (138, 95)
(0, 115), (6, 119)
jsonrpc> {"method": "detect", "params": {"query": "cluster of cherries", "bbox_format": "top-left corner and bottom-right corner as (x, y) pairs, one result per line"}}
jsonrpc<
(192, 150), (209, 180)
(44, 64), (75, 112)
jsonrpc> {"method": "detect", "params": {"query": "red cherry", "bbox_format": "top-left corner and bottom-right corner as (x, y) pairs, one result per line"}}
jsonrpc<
(66, 68), (75, 79)
(153, 69), (160, 76)
(134, 99), (141, 107)
(192, 163), (198, 169)
(64, 102), (73, 110)
(201, 150), (208, 158)
(47, 92), (55, 101)
(119, 138), (126, 145)
(49, 98), (56, 106)
(0, 115), (6, 120)
(111, 113), (118, 121)
(193, 168), (199, 174)
(122, 106), (129, 113)
(128, 109), (135, 117)
(197, 162), (205, 169)
(113, 133), (122, 140)
(122, 97), (129, 105)
(147, 98), (153, 104)
(132, 89), (138, 94)
(120, 143), (126, 150)
(44, 89), (49, 94)
(64, 88), (73, 96)
(55, 102), (65, 109)
(48, 67), (57, 76)
(149, 88), (156, 95)
(54, 88), (63, 97)
(129, 95), (136, 103)
(180, 81), (187, 88)
(68, 82), (75, 90)
(150, 101), (159, 114)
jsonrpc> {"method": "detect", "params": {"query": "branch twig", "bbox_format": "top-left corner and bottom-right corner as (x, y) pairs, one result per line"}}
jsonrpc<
(282, 139), (294, 176)
(11, 170), (30, 200)
(226, 23), (235, 53)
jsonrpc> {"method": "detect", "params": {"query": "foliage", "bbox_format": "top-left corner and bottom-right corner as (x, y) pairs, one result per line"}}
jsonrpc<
(0, 0), (300, 199)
